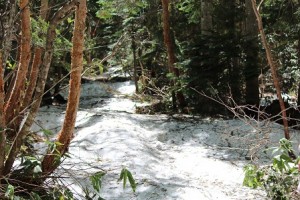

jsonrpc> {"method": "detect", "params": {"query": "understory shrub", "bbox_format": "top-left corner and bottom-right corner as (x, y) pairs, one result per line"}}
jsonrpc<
(243, 138), (300, 199)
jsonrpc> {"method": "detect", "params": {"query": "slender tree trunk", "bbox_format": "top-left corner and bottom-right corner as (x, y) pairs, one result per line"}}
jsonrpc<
(3, 0), (79, 176)
(298, 85), (300, 106)
(4, 0), (31, 129)
(245, 0), (259, 106)
(228, 0), (242, 104)
(22, 0), (48, 111)
(297, 33), (300, 106)
(132, 33), (139, 93)
(4, 70), (17, 103)
(22, 47), (42, 109)
(40, 0), (49, 19)
(161, 0), (186, 109)
(251, 0), (291, 141)
(42, 0), (86, 175)
(0, 51), (6, 178)
(1, 0), (17, 68)
(4, 1), (47, 157)
(201, 0), (212, 35)
(86, 21), (92, 65)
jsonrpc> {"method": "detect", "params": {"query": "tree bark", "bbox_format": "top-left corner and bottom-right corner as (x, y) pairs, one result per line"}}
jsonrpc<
(42, 0), (86, 175)
(298, 84), (300, 106)
(244, 0), (259, 106)
(227, 0), (242, 104)
(7, 1), (47, 159)
(0, 51), (6, 178)
(40, 0), (49, 20)
(161, 0), (186, 109)
(201, 0), (212, 35)
(297, 29), (300, 106)
(3, 0), (79, 176)
(22, 0), (48, 111)
(1, 0), (17, 68)
(22, 47), (42, 110)
(4, 0), (31, 129)
(132, 33), (139, 93)
(251, 0), (291, 141)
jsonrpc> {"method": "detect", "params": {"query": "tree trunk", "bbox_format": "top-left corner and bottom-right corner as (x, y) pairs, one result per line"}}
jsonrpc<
(161, 0), (186, 109)
(201, 0), (212, 35)
(228, 0), (243, 104)
(132, 32), (139, 93)
(6, 1), (47, 160)
(297, 32), (300, 106)
(86, 20), (92, 65)
(244, 0), (259, 106)
(3, 0), (79, 176)
(40, 0), (49, 19)
(4, 0), (31, 130)
(0, 51), (6, 178)
(42, 0), (86, 175)
(22, 47), (42, 110)
(251, 0), (291, 142)
(1, 0), (17, 68)
(22, 0), (48, 111)
(298, 84), (300, 106)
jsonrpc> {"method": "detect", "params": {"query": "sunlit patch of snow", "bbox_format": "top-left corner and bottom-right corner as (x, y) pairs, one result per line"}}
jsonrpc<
(92, 97), (143, 113)
(31, 106), (66, 133)
(30, 80), (300, 199)
(110, 81), (136, 95)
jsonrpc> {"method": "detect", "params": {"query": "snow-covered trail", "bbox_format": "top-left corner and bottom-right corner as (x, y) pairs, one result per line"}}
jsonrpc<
(32, 78), (300, 199)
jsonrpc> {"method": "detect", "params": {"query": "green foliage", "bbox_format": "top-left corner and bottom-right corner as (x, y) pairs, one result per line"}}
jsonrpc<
(30, 192), (42, 200)
(46, 140), (63, 154)
(260, 0), (300, 93)
(93, 0), (169, 99)
(31, 17), (48, 47)
(173, 1), (248, 113)
(90, 171), (106, 193)
(6, 60), (16, 70)
(4, 185), (73, 200)
(42, 129), (54, 137)
(46, 186), (74, 200)
(118, 168), (137, 192)
(243, 165), (264, 188)
(178, 33), (245, 113)
(82, 171), (106, 200)
(20, 156), (42, 178)
(176, 0), (201, 24)
(96, 0), (147, 20)
(243, 138), (299, 199)
(45, 140), (65, 165)
(54, 28), (72, 59)
(5, 184), (15, 200)
(84, 58), (106, 76)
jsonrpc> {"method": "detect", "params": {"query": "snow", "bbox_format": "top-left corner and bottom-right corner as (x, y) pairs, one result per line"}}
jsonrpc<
(31, 78), (300, 199)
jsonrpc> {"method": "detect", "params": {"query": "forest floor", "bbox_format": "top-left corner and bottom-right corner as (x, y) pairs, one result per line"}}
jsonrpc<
(31, 68), (300, 200)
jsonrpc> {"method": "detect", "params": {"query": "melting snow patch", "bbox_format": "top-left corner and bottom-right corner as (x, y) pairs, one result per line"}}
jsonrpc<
(31, 81), (297, 199)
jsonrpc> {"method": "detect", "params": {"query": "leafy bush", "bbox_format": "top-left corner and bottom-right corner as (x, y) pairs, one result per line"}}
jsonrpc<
(243, 138), (299, 200)
(3, 183), (74, 200)
(118, 168), (136, 192)
(2, 168), (136, 200)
